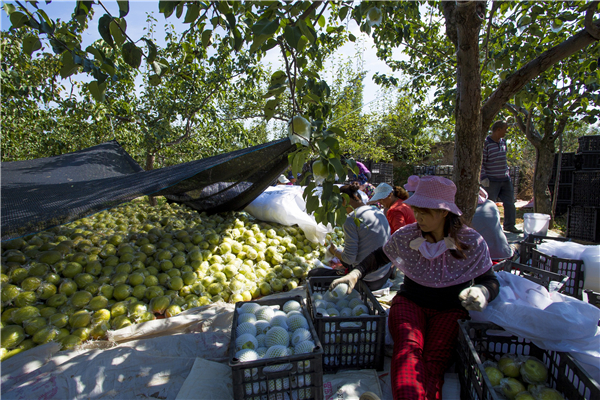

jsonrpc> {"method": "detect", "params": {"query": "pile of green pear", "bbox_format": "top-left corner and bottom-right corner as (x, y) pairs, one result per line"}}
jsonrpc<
(1, 197), (344, 361)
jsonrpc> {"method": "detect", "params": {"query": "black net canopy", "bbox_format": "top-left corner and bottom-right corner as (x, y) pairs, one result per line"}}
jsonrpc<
(1, 138), (294, 241)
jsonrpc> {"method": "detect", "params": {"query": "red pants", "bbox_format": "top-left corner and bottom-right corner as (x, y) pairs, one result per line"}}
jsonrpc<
(388, 296), (468, 400)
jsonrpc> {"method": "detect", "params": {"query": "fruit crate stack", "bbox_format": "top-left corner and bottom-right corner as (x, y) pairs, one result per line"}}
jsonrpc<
(549, 152), (576, 216)
(228, 297), (324, 400)
(305, 276), (386, 372)
(413, 165), (520, 200)
(568, 135), (600, 243)
(456, 321), (600, 400)
(369, 162), (394, 186)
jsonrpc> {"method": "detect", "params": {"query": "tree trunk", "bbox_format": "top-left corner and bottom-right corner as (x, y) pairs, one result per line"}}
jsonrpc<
(451, 1), (485, 224)
(532, 137), (555, 216)
(146, 152), (157, 207)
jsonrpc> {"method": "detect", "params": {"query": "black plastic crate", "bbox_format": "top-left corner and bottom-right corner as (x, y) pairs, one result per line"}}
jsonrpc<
(572, 171), (600, 207)
(456, 321), (600, 400)
(305, 277), (386, 372)
(553, 152), (576, 169)
(575, 152), (600, 170)
(577, 135), (600, 153)
(549, 183), (573, 202)
(532, 248), (586, 299)
(567, 206), (600, 243)
(517, 234), (570, 265)
(554, 201), (570, 217)
(370, 163), (394, 186)
(583, 290), (600, 310)
(549, 168), (575, 185)
(493, 260), (569, 291)
(228, 296), (324, 400)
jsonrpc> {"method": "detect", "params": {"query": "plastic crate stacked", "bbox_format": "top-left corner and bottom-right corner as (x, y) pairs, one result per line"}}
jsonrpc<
(305, 277), (386, 372)
(568, 135), (600, 243)
(369, 162), (394, 186)
(456, 321), (600, 400)
(413, 165), (520, 200)
(228, 297), (324, 400)
(549, 152), (576, 216)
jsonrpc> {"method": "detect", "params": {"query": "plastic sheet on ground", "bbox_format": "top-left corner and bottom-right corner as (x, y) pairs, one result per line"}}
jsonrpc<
(322, 369), (382, 400)
(244, 186), (330, 244)
(1, 302), (235, 400)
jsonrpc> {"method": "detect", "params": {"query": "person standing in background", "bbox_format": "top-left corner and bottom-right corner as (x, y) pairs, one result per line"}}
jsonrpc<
(471, 187), (513, 262)
(480, 120), (522, 234)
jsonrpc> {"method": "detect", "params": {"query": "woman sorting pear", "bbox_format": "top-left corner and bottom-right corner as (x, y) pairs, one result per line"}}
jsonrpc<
(330, 176), (499, 400)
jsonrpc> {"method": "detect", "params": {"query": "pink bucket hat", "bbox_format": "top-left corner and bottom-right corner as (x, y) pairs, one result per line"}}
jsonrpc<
(403, 176), (463, 216)
(404, 175), (420, 192)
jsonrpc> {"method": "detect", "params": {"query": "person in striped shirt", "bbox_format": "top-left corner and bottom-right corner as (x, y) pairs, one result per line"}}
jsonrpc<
(480, 120), (522, 234)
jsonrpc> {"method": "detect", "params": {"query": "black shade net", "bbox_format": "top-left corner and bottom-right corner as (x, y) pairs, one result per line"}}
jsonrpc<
(1, 138), (295, 241)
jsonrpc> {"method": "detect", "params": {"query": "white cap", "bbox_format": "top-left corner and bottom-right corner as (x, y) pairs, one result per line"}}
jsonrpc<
(369, 183), (393, 203)
(278, 175), (290, 184)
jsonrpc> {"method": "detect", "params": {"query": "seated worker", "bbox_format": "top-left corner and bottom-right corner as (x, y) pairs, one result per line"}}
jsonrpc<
(286, 170), (297, 185)
(368, 183), (416, 234)
(471, 187), (513, 262)
(310, 182), (392, 291)
(331, 176), (499, 400)
(348, 161), (376, 199)
(276, 175), (289, 185)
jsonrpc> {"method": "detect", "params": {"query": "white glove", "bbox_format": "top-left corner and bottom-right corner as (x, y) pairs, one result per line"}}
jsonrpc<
(459, 285), (489, 311)
(329, 269), (362, 295)
(480, 178), (490, 187)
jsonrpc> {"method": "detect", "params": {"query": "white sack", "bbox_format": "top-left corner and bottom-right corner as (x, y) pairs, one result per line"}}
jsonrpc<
(470, 271), (600, 381)
(245, 186), (330, 244)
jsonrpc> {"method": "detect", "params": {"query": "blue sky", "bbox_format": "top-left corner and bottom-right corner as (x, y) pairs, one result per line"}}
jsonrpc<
(0, 0), (405, 115)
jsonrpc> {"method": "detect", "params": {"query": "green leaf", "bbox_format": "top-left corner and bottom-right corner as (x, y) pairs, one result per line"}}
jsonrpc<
(264, 98), (280, 121)
(302, 93), (321, 104)
(151, 61), (162, 75)
(335, 207), (347, 226)
(159, 1), (179, 18)
(353, 217), (361, 228)
(292, 150), (306, 176)
(88, 80), (106, 102)
(121, 42), (142, 69)
(251, 17), (280, 37)
(318, 15), (325, 28)
(184, 3), (200, 24)
(338, 6), (349, 21)
(176, 2), (185, 19)
(143, 38), (157, 63)
(284, 25), (302, 49)
(23, 36), (42, 56)
(201, 30), (212, 48)
(10, 11), (28, 29)
(100, 61), (115, 76)
(297, 19), (315, 43)
(330, 157), (346, 182)
(148, 75), (161, 86)
(225, 13), (236, 29)
(322, 181), (333, 201)
(317, 140), (329, 156)
(348, 33), (356, 42)
(60, 52), (79, 78)
(86, 46), (104, 62)
(98, 14), (114, 47)
(3, 4), (16, 15)
(270, 70), (287, 85)
(297, 35), (308, 52)
(117, 0), (129, 18)
(323, 136), (340, 154)
(306, 191), (319, 214)
(109, 19), (126, 46)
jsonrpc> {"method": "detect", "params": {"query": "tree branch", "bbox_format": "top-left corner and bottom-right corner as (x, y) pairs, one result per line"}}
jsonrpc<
(442, 1), (458, 48)
(481, 1), (499, 73)
(481, 17), (600, 133)
(585, 1), (600, 40)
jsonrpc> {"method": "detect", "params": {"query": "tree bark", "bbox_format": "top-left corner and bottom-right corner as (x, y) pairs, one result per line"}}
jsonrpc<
(451, 1), (485, 224)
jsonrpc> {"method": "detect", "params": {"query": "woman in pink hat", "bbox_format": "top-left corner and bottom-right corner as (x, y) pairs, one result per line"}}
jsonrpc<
(331, 176), (499, 400)
(404, 175), (420, 196)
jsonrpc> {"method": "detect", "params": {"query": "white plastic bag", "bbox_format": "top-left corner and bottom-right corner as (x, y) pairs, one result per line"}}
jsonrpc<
(245, 186), (330, 244)
(470, 271), (600, 381)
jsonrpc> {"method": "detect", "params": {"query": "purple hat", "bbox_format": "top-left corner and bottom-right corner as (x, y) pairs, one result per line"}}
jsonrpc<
(404, 175), (420, 192)
(403, 176), (462, 216)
